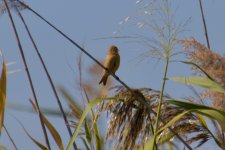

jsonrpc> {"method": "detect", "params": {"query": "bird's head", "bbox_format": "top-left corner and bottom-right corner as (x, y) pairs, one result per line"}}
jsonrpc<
(109, 45), (119, 54)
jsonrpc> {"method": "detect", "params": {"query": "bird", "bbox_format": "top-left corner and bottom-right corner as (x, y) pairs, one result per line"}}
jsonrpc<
(99, 45), (120, 86)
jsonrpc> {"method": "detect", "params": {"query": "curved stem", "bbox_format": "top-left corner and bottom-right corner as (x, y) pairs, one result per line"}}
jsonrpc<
(152, 56), (170, 150)
(3, 124), (18, 150)
(199, 0), (210, 49)
(3, 1), (51, 149)
(15, 6), (77, 150)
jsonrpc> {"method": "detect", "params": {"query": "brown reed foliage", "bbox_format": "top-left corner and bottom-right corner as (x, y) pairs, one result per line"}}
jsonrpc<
(180, 38), (225, 111)
(97, 86), (210, 150)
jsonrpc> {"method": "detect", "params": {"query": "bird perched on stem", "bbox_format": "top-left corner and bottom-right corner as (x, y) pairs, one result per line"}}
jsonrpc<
(99, 45), (120, 86)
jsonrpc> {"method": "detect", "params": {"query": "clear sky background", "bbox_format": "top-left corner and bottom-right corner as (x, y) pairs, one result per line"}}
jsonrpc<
(0, 0), (225, 149)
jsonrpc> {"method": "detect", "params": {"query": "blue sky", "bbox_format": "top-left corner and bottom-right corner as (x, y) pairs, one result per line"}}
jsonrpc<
(0, 0), (225, 149)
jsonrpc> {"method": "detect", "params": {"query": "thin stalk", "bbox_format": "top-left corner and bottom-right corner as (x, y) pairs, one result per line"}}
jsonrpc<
(17, 1), (192, 149)
(3, 1), (51, 149)
(148, 113), (156, 149)
(152, 55), (170, 150)
(199, 0), (210, 49)
(83, 89), (101, 150)
(15, 6), (77, 150)
(3, 124), (18, 150)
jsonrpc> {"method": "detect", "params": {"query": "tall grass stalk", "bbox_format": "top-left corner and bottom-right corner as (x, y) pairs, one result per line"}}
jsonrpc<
(152, 49), (169, 150)
(198, 0), (210, 49)
(146, 1), (192, 149)
(3, 125), (17, 150)
(3, 0), (51, 149)
(15, 5), (78, 150)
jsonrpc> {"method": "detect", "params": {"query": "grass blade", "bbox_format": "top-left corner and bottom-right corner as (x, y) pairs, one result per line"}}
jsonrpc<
(91, 110), (102, 150)
(169, 77), (225, 94)
(59, 87), (83, 120)
(157, 110), (192, 134)
(41, 113), (64, 150)
(30, 100), (64, 150)
(22, 124), (48, 150)
(195, 109), (225, 131)
(81, 137), (90, 150)
(180, 61), (213, 80)
(168, 100), (225, 131)
(143, 100), (225, 149)
(83, 88), (102, 150)
(197, 115), (221, 147)
(66, 97), (115, 150)
(15, 117), (48, 150)
(0, 61), (7, 135)
(84, 120), (92, 144)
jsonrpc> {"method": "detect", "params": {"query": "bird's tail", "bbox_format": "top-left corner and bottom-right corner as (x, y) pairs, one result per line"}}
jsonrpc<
(99, 74), (108, 86)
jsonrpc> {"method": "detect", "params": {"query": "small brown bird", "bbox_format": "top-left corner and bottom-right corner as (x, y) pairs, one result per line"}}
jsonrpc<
(99, 45), (120, 86)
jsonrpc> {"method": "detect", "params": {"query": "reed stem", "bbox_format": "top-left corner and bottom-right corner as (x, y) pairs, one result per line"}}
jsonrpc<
(3, 1), (51, 149)
(15, 6), (77, 150)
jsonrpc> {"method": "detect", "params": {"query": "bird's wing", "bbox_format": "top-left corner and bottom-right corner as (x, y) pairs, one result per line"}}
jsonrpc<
(105, 55), (119, 73)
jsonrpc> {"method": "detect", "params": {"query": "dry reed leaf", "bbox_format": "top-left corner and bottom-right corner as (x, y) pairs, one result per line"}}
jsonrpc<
(29, 100), (64, 150)
(0, 61), (7, 134)
(21, 123), (48, 150)
(14, 116), (47, 150)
